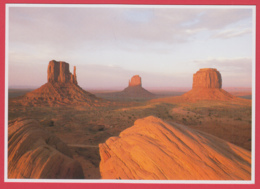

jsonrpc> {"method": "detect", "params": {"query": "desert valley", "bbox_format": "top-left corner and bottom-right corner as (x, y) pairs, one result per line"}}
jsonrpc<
(7, 60), (252, 180)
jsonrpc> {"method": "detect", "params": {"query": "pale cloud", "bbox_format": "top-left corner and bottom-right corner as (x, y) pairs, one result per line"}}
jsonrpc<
(194, 57), (252, 72)
(7, 5), (254, 89)
(212, 28), (252, 39)
(9, 6), (253, 50)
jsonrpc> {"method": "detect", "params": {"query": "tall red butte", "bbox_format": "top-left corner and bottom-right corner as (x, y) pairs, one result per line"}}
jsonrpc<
(10, 60), (104, 106)
(182, 68), (235, 101)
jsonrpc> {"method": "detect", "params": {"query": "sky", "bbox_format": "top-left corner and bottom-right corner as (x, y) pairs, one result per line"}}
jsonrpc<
(7, 5), (255, 90)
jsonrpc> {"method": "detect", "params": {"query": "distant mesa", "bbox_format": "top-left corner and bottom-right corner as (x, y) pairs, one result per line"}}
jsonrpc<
(96, 75), (155, 100)
(99, 116), (251, 180)
(121, 75), (154, 98)
(8, 118), (84, 179)
(192, 68), (222, 89)
(181, 68), (235, 101)
(152, 68), (237, 103)
(10, 60), (106, 106)
(128, 75), (142, 87)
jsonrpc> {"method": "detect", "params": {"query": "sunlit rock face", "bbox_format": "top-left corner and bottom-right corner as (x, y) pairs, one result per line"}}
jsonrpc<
(99, 116), (251, 180)
(128, 75), (142, 87)
(192, 68), (222, 89)
(181, 68), (235, 101)
(8, 118), (84, 179)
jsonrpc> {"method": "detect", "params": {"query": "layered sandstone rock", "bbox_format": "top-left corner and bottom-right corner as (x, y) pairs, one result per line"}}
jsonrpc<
(10, 60), (106, 106)
(129, 75), (142, 87)
(47, 60), (77, 85)
(192, 68), (222, 89)
(99, 116), (251, 180)
(8, 118), (84, 179)
(181, 68), (235, 101)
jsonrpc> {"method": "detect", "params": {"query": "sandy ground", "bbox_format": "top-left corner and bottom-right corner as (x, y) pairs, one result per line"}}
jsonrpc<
(8, 89), (252, 179)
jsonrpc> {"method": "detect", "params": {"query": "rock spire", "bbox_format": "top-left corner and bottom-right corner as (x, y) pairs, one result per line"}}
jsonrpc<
(47, 60), (77, 85)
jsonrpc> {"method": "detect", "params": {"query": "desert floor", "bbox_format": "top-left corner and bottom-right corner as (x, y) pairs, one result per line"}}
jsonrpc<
(8, 89), (252, 179)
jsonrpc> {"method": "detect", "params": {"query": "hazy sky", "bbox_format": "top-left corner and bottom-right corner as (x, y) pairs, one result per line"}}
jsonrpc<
(7, 5), (255, 90)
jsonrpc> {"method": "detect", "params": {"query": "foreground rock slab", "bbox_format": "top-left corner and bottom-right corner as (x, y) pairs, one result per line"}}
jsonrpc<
(99, 116), (251, 180)
(8, 118), (84, 179)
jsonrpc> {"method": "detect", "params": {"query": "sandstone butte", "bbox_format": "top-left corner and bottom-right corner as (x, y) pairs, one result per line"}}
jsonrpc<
(121, 75), (155, 98)
(182, 68), (236, 101)
(128, 75), (142, 87)
(152, 68), (240, 103)
(11, 60), (106, 106)
(8, 118), (84, 179)
(99, 116), (251, 180)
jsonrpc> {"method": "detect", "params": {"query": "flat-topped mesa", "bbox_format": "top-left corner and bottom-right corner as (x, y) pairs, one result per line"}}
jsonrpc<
(47, 60), (77, 85)
(128, 75), (142, 87)
(192, 68), (222, 89)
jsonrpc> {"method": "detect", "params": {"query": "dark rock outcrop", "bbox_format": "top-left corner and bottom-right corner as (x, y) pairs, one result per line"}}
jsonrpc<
(8, 118), (84, 179)
(99, 116), (251, 180)
(47, 60), (77, 85)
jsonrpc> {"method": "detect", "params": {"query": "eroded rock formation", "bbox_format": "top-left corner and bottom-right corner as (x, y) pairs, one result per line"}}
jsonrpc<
(181, 68), (235, 101)
(192, 68), (222, 89)
(129, 75), (142, 87)
(10, 60), (107, 106)
(99, 116), (251, 180)
(8, 118), (84, 179)
(47, 60), (77, 84)
(119, 75), (154, 98)
(96, 75), (155, 99)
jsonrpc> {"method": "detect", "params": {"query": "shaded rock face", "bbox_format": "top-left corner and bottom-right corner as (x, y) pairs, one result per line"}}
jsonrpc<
(129, 75), (142, 87)
(8, 118), (84, 179)
(193, 68), (222, 89)
(47, 60), (77, 85)
(99, 116), (251, 180)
